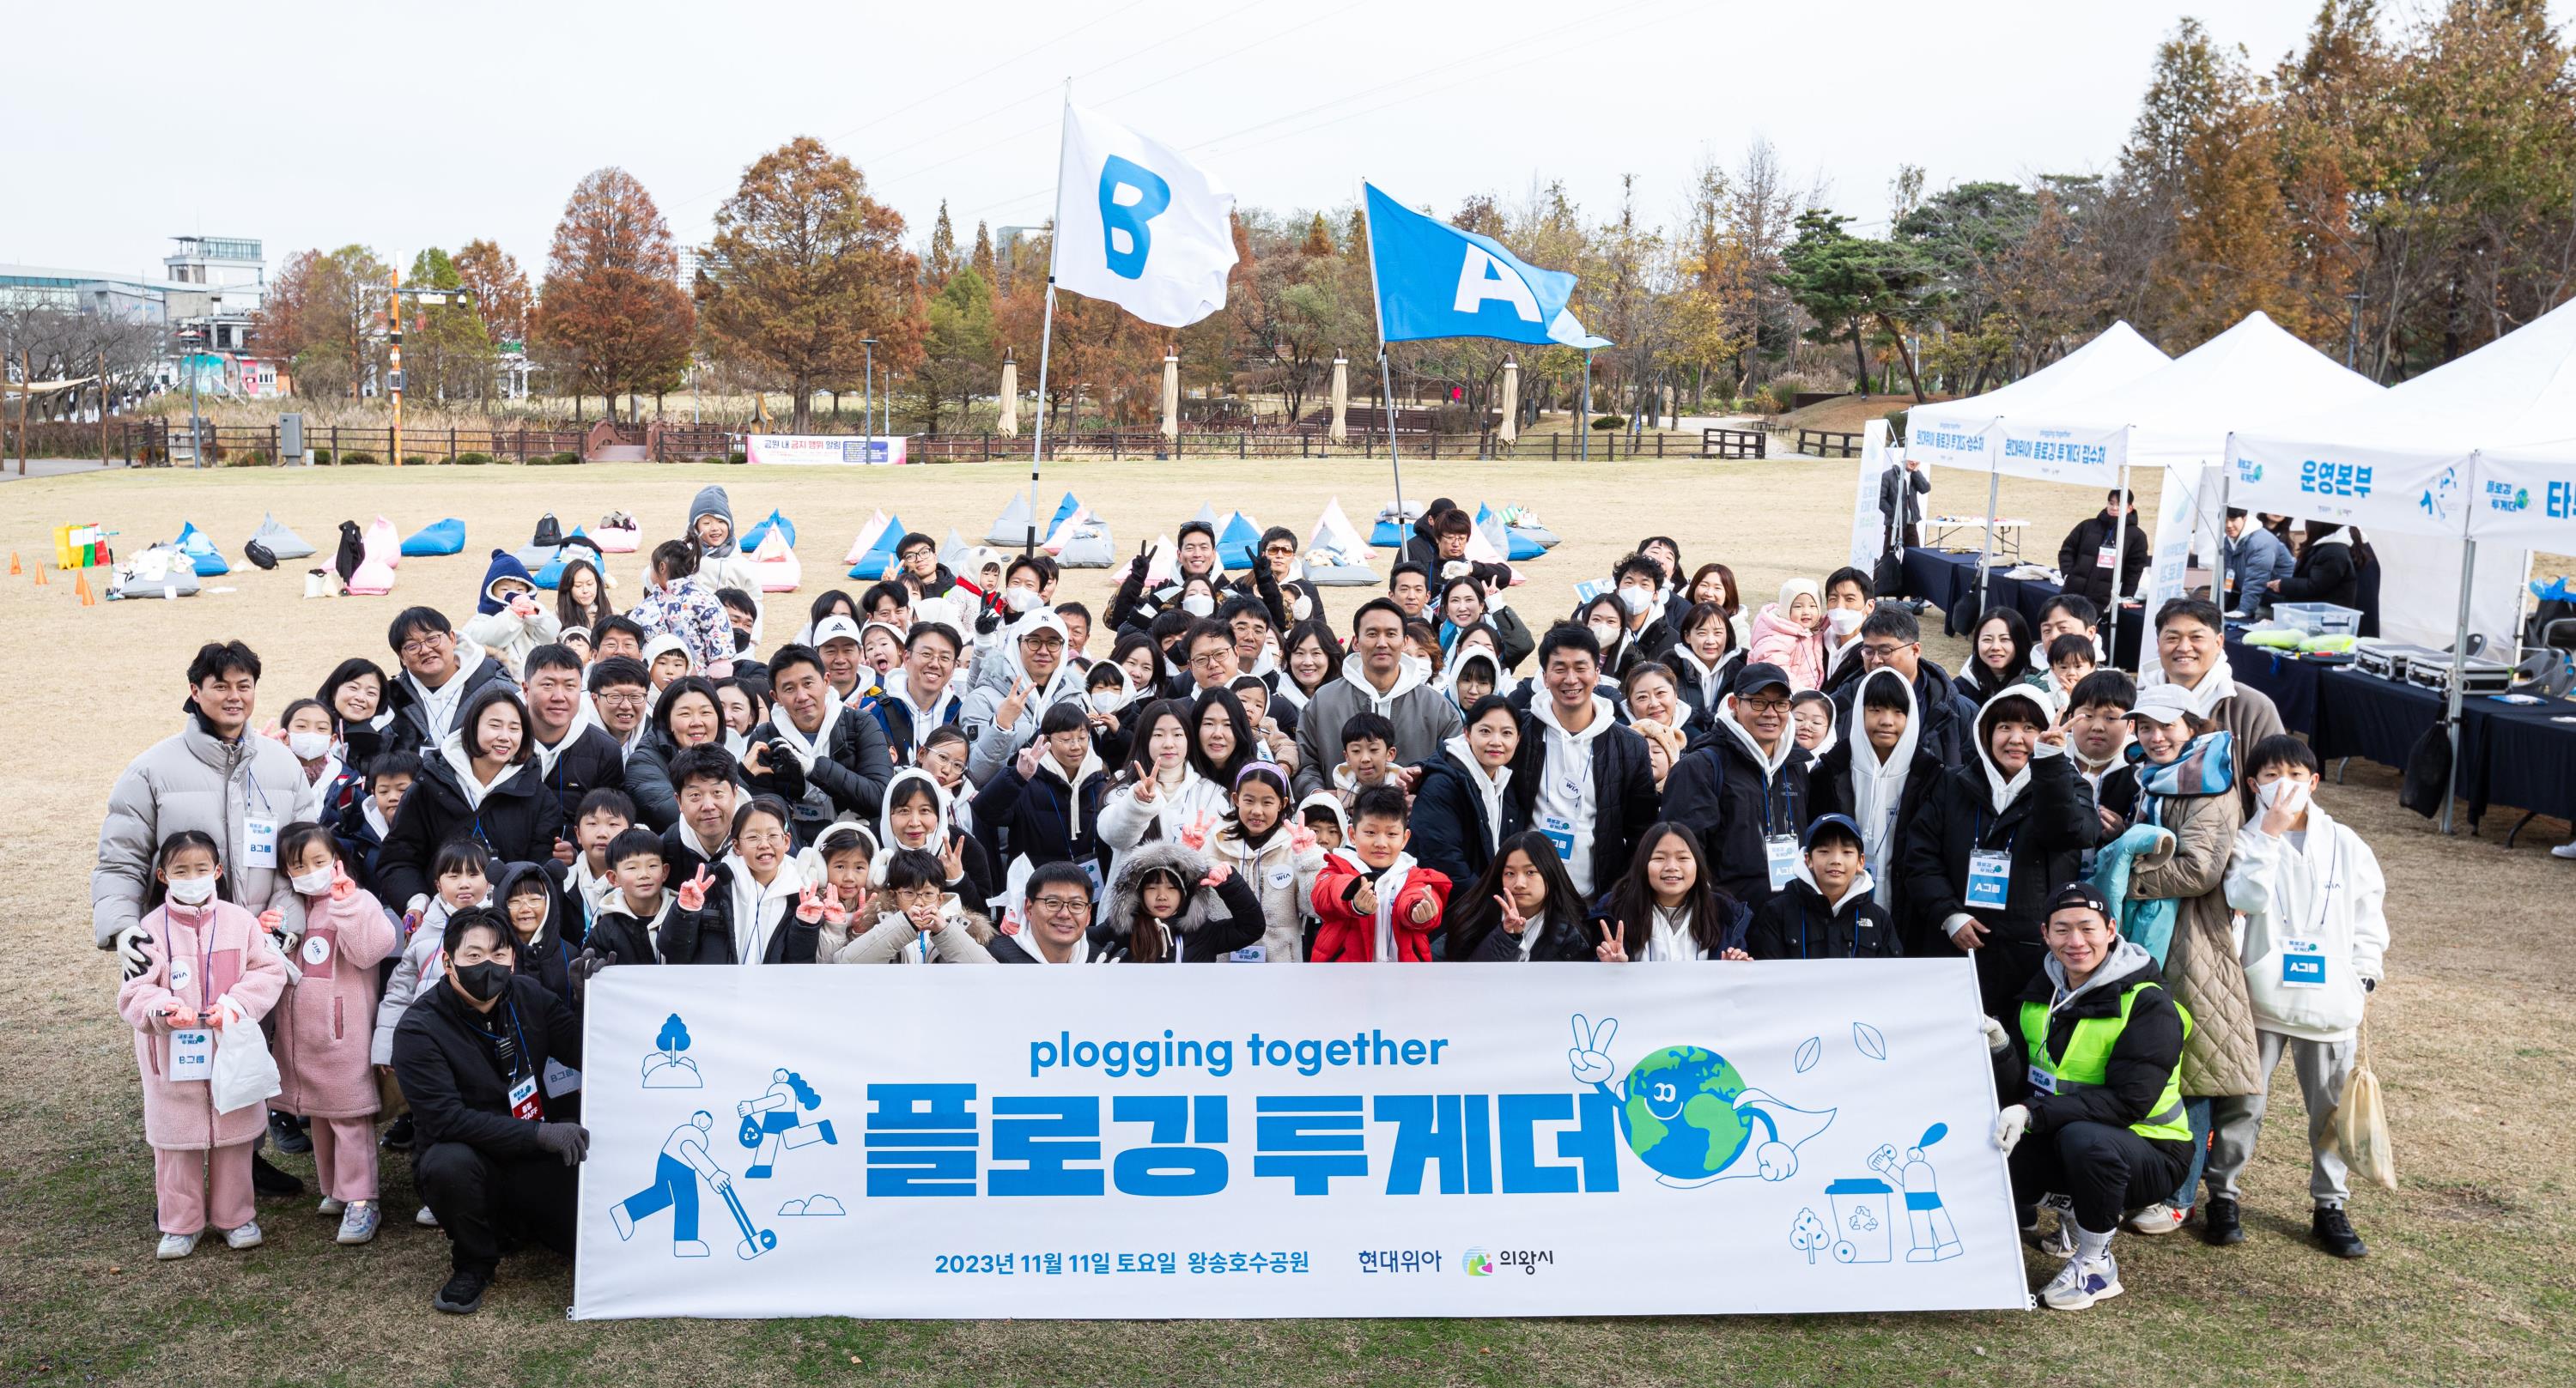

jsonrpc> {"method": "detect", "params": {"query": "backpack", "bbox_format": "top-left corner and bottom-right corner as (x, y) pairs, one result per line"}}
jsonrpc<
(532, 512), (564, 548)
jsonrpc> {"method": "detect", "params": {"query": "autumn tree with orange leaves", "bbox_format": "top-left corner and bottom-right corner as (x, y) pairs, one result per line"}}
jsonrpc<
(532, 167), (695, 421)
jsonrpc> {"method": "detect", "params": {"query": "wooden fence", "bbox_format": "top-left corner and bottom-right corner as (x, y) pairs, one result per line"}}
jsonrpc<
(1794, 428), (1864, 458)
(1701, 427), (1767, 459)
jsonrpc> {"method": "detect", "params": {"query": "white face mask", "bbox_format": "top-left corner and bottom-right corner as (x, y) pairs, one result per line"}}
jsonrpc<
(291, 867), (334, 896)
(166, 875), (217, 906)
(1005, 587), (1041, 614)
(2257, 779), (2311, 814)
(1589, 621), (1622, 647)
(288, 730), (332, 761)
(1619, 586), (1655, 616)
(1181, 593), (1216, 618)
(1089, 688), (1129, 715)
(1826, 608), (1865, 638)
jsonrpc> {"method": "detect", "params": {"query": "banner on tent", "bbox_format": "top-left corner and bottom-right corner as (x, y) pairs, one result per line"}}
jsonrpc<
(1898, 408), (1995, 473)
(1991, 421), (2125, 485)
(746, 435), (908, 467)
(571, 962), (2025, 1321)
(2222, 437), (2466, 538)
(1851, 421), (1895, 570)
(2469, 454), (2576, 546)
(2144, 462), (2215, 644)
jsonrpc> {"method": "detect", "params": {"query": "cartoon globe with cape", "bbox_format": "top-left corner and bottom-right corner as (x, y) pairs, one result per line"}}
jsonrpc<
(1568, 1014), (1836, 1187)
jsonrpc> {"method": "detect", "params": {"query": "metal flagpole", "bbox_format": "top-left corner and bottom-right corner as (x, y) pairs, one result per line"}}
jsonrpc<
(1358, 179), (1405, 520)
(1579, 348), (1592, 461)
(2439, 527), (2481, 834)
(1027, 88), (1072, 558)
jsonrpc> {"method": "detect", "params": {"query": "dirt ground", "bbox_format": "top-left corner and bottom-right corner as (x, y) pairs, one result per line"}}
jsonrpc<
(3, 456), (2569, 1385)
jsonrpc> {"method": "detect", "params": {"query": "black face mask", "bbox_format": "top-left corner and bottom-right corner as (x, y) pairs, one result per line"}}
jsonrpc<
(453, 961), (513, 1003)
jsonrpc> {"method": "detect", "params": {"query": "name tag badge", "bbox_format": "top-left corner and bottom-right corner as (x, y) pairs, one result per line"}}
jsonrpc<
(169, 1027), (215, 1081)
(1082, 860), (1105, 897)
(1765, 833), (1801, 892)
(242, 815), (279, 869)
(542, 1057), (583, 1099)
(168, 960), (192, 991)
(1229, 945), (1267, 963)
(2026, 1064), (2059, 1095)
(507, 1073), (544, 1121)
(2280, 937), (2328, 989)
(2096, 543), (2118, 571)
(1539, 815), (1576, 863)
(1267, 867), (1296, 891)
(299, 930), (337, 981)
(1965, 849), (2014, 911)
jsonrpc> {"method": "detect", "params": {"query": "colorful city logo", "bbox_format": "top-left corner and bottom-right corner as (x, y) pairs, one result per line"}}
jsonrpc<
(1464, 1247), (1494, 1277)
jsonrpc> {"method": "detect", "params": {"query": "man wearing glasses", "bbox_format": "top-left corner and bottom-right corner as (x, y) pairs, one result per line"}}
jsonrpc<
(586, 658), (654, 765)
(1828, 603), (1975, 765)
(1244, 526), (1321, 628)
(963, 611), (1088, 786)
(382, 606), (519, 757)
(1182, 621), (1242, 695)
(1661, 662), (1811, 913)
(990, 863), (1103, 964)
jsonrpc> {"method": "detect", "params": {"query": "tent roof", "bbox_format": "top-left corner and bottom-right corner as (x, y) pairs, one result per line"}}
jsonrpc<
(2008, 312), (2382, 474)
(1905, 321), (2171, 470)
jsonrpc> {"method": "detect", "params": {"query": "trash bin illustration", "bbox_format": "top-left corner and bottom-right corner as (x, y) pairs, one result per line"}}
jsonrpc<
(1824, 1177), (1895, 1263)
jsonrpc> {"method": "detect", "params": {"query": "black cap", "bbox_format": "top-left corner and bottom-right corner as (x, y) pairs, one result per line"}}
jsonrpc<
(1802, 813), (1864, 851)
(2046, 881), (2113, 918)
(1735, 662), (1792, 698)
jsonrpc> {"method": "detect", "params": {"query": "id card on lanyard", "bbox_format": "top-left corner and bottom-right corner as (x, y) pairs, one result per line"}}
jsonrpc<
(2279, 937), (2327, 989)
(242, 770), (278, 869)
(169, 1027), (216, 1081)
(1965, 850), (2013, 910)
(1765, 835), (1801, 891)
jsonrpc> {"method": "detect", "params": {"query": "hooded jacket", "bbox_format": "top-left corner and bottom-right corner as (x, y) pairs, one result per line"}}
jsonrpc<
(1406, 736), (1524, 894)
(1660, 702), (1812, 913)
(1209, 816), (1327, 962)
(373, 730), (568, 912)
(2224, 524), (2297, 612)
(864, 769), (1003, 913)
(2269, 528), (2360, 608)
(871, 664), (965, 764)
(1896, 685), (2097, 1013)
(2224, 804), (2388, 1043)
(1097, 761), (1230, 888)
(118, 899), (289, 1149)
(659, 848), (821, 966)
(747, 698), (895, 844)
(1291, 654), (1464, 799)
(1810, 668), (1945, 918)
(2124, 731), (2258, 1097)
(1664, 644), (1741, 733)
(961, 611), (1091, 785)
(2002, 940), (2190, 1157)
(974, 741), (1109, 874)
(588, 883), (674, 967)
(1827, 655), (1976, 767)
(268, 876), (399, 1119)
(1747, 585), (1827, 692)
(497, 860), (576, 1007)
(380, 641), (519, 759)
(93, 712), (308, 948)
(1309, 846), (1449, 962)
(2057, 509), (2153, 608)
(528, 707), (629, 833)
(390, 970), (583, 1155)
(684, 484), (766, 606)
(830, 886), (998, 964)
(1091, 840), (1268, 962)
(461, 549), (562, 678)
(1748, 868), (1900, 960)
(1512, 693), (1656, 900)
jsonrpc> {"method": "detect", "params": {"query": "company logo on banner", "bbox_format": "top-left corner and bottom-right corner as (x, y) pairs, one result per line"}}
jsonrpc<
(744, 434), (907, 467)
(572, 964), (2026, 1320)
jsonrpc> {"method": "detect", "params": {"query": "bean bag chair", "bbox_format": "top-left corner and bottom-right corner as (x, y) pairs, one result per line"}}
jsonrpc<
(247, 512), (316, 561)
(1186, 501), (1222, 534)
(533, 532), (603, 589)
(1307, 499), (1379, 587)
(173, 522), (229, 576)
(1218, 511), (1265, 572)
(741, 508), (796, 552)
(110, 543), (202, 599)
(1476, 504), (1545, 561)
(985, 494), (1034, 545)
(1047, 509), (1115, 568)
(844, 510), (892, 567)
(1048, 493), (1082, 533)
(937, 527), (973, 571)
(401, 518), (466, 557)
(593, 511), (641, 554)
(1369, 501), (1421, 549)
(347, 517), (399, 596)
(1498, 505), (1559, 549)
(848, 512), (905, 580)
(750, 529), (801, 592)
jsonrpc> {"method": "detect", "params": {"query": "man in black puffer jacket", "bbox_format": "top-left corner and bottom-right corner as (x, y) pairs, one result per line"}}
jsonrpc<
(1660, 663), (1810, 917)
(2056, 489), (2153, 609)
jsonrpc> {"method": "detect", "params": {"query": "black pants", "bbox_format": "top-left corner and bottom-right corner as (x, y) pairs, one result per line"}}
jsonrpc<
(1971, 933), (2047, 1022)
(416, 1141), (579, 1276)
(2010, 1120), (2190, 1234)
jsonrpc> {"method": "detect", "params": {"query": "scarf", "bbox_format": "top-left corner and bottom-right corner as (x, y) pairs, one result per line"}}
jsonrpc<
(2134, 730), (2237, 807)
(770, 697), (846, 774)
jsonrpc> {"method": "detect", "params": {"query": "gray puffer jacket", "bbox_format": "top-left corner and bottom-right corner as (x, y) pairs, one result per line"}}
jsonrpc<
(93, 716), (307, 947)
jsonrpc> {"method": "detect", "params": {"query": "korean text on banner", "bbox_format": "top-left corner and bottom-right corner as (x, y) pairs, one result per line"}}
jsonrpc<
(573, 962), (2026, 1320)
(745, 435), (907, 467)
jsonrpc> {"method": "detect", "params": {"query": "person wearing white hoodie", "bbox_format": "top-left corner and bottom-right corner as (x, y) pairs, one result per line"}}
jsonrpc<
(370, 686), (566, 914)
(1508, 625), (1656, 900)
(1809, 668), (1943, 940)
(1292, 598), (1462, 799)
(2202, 735), (2387, 1259)
(869, 622), (968, 763)
(1096, 699), (1229, 890)
(519, 644), (629, 837)
(962, 610), (1091, 787)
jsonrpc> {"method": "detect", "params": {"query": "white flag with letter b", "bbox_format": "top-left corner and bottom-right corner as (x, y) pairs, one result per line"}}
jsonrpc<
(1051, 103), (1236, 328)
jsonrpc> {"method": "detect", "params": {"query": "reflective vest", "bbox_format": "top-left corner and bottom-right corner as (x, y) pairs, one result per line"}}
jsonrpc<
(2020, 979), (2192, 1143)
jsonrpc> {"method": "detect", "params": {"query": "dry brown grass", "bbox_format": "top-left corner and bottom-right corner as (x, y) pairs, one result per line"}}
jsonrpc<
(2, 457), (2570, 1386)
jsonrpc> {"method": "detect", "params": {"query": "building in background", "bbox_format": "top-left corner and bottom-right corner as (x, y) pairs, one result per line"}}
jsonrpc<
(0, 236), (283, 397)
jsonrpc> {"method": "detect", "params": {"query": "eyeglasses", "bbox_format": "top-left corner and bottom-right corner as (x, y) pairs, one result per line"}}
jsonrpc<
(1030, 895), (1091, 914)
(398, 636), (450, 656)
(1860, 641), (1917, 660)
(1024, 634), (1066, 650)
(1190, 651), (1231, 668)
(1739, 697), (1791, 715)
(597, 690), (648, 706)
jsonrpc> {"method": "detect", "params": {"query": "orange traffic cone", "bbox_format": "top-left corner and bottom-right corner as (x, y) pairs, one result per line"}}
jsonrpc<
(75, 571), (95, 605)
(33, 564), (48, 585)
(7, 553), (18, 575)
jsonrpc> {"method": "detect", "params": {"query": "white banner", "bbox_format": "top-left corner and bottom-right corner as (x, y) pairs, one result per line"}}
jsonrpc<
(2144, 463), (2216, 676)
(745, 434), (908, 467)
(1850, 421), (1894, 570)
(1992, 420), (2127, 486)
(2222, 434), (2468, 538)
(572, 961), (2026, 1320)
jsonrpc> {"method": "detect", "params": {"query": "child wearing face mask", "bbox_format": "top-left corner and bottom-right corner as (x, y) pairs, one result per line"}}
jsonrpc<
(118, 831), (290, 1260)
(374, 839), (491, 1218)
(271, 697), (353, 826)
(268, 822), (398, 1246)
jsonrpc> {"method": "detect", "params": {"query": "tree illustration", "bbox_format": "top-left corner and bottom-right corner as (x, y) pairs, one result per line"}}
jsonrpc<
(658, 1014), (691, 1055)
(1791, 1208), (1832, 1264)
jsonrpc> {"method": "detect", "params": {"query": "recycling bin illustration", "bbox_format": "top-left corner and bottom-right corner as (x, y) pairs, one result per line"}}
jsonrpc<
(1824, 1177), (1895, 1264)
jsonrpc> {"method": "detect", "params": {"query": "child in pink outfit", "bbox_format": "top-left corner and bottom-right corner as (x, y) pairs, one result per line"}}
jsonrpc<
(1747, 577), (1829, 692)
(116, 832), (289, 1258)
(270, 823), (399, 1244)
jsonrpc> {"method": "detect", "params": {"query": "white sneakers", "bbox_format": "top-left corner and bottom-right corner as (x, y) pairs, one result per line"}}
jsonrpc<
(2551, 840), (2576, 860)
(2039, 1252), (2123, 1310)
(223, 1221), (264, 1251)
(318, 1197), (346, 1216)
(416, 1204), (440, 1228)
(155, 1232), (200, 1261)
(2127, 1202), (2190, 1235)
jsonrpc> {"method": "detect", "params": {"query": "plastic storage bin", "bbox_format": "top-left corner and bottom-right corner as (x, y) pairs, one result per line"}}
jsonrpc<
(2274, 602), (2361, 636)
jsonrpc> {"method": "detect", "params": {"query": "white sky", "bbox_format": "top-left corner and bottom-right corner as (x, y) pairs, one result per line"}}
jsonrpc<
(2, 0), (2512, 282)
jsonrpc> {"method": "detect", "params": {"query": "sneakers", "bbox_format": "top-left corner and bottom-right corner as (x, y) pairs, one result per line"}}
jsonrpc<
(434, 1266), (490, 1315)
(2127, 1202), (2190, 1235)
(416, 1204), (440, 1228)
(269, 1111), (313, 1155)
(2553, 840), (2576, 860)
(2313, 1205), (2369, 1258)
(382, 1115), (415, 1151)
(155, 1232), (200, 1261)
(2022, 1195), (2076, 1258)
(224, 1221), (264, 1251)
(251, 1154), (304, 1198)
(2202, 1195), (2245, 1246)
(2038, 1252), (2123, 1310)
(337, 1200), (380, 1246)
(318, 1196), (346, 1216)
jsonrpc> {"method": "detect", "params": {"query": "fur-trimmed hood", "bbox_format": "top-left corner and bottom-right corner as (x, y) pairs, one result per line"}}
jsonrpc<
(1105, 839), (1224, 935)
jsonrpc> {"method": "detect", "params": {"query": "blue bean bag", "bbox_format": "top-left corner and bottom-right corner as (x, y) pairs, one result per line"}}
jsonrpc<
(533, 531), (599, 589)
(848, 512), (905, 580)
(741, 508), (796, 552)
(1218, 512), (1265, 572)
(401, 518), (466, 557)
(173, 522), (229, 576)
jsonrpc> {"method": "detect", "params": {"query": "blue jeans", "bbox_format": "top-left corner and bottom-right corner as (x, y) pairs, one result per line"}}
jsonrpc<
(2167, 1098), (2213, 1209)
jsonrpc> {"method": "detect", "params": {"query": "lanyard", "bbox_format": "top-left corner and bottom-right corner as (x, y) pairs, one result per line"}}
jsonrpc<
(499, 996), (535, 1082)
(1970, 807), (2021, 855)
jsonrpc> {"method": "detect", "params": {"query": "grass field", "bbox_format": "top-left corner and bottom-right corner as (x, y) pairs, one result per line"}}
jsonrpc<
(3, 457), (2570, 1386)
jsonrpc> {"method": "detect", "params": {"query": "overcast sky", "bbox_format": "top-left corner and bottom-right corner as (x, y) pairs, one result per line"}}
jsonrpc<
(3, 1), (2517, 282)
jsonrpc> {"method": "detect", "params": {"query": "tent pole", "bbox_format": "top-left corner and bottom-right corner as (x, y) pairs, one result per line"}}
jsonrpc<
(1027, 282), (1056, 559)
(2439, 536), (2478, 834)
(1971, 460), (2000, 628)
(2108, 462), (2134, 671)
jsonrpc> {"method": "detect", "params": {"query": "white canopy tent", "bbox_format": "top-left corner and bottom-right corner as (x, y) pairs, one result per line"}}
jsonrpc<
(2229, 298), (2576, 828)
(1990, 312), (2385, 665)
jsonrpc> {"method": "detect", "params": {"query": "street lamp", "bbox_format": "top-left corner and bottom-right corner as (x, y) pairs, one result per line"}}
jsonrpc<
(860, 338), (878, 461)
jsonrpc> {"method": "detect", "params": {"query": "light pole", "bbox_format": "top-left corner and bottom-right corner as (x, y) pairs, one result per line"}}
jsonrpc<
(860, 338), (878, 461)
(2345, 288), (2365, 373)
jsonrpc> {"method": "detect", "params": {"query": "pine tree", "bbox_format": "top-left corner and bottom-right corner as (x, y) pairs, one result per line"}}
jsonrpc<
(927, 200), (959, 286)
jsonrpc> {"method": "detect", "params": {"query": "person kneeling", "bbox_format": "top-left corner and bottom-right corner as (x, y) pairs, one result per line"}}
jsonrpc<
(391, 906), (589, 1315)
(1989, 882), (2191, 1312)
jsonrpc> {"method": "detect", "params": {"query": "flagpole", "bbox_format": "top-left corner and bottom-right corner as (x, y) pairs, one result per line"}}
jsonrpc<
(1358, 180), (1405, 521)
(1027, 88), (1072, 559)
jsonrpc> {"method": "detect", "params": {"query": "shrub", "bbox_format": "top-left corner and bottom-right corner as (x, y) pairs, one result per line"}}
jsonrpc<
(728, 451), (748, 465)
(403, 455), (427, 466)
(531, 451), (581, 466)
(310, 448), (333, 465)
(220, 449), (270, 468)
(1591, 415), (1625, 430)
(454, 451), (492, 466)
(342, 452), (381, 466)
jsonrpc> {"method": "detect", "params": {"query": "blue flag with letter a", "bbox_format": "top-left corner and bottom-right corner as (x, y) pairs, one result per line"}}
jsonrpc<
(1363, 182), (1607, 348)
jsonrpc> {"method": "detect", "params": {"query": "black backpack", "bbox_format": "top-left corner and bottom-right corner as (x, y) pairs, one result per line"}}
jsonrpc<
(532, 512), (563, 548)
